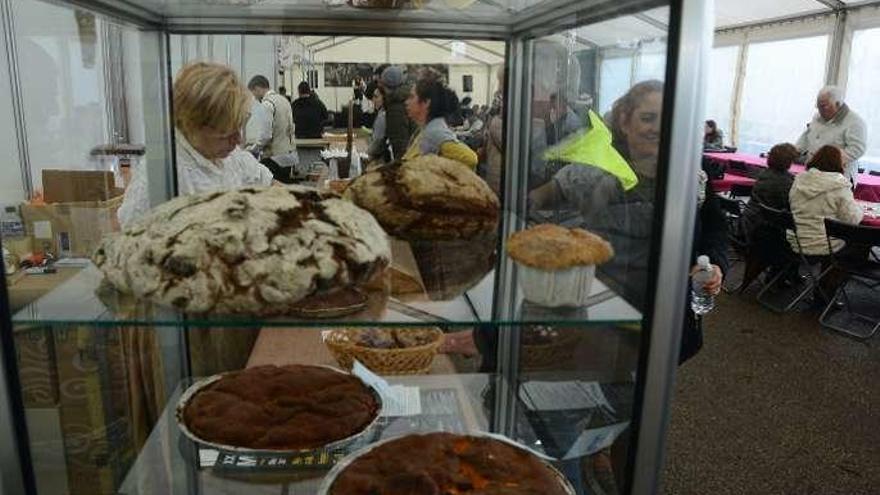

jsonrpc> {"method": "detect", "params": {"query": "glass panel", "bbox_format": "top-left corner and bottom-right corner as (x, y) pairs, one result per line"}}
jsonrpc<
(737, 35), (828, 155)
(2, 1), (677, 494)
(704, 44), (739, 147)
(845, 27), (880, 172)
(520, 5), (669, 492)
(599, 55), (633, 115)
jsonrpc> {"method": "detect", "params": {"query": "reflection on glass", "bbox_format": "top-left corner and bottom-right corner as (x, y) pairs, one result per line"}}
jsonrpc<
(512, 10), (672, 493)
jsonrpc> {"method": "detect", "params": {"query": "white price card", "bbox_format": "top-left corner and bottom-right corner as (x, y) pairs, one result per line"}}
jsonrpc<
(32, 220), (52, 239)
(519, 381), (615, 414)
(563, 422), (630, 460)
(352, 360), (395, 403)
(380, 385), (422, 417)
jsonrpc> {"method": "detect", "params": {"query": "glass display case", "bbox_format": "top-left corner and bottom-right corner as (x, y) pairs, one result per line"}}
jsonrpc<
(0, 0), (712, 493)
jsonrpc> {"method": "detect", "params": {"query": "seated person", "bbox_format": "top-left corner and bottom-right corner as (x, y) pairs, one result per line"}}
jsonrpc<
(736, 143), (799, 243)
(292, 81), (329, 139)
(703, 120), (724, 150)
(788, 145), (863, 256)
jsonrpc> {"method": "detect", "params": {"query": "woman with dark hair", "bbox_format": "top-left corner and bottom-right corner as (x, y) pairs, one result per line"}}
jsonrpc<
(703, 119), (724, 149)
(788, 144), (863, 255)
(736, 142), (799, 243)
(402, 69), (478, 169)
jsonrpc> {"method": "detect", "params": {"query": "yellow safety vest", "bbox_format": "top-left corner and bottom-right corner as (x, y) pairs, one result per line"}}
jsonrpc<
(543, 110), (639, 191)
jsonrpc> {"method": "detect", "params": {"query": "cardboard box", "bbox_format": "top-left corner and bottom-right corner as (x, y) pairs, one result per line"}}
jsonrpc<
(21, 195), (123, 258)
(42, 170), (117, 203)
(54, 326), (138, 495)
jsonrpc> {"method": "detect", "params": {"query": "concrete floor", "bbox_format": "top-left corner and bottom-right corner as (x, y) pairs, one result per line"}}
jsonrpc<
(662, 287), (880, 494)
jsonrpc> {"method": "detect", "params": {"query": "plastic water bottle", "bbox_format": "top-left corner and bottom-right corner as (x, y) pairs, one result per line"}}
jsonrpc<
(691, 255), (715, 316)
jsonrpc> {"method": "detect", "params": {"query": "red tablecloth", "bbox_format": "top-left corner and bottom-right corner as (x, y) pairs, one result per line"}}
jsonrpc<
(710, 173), (756, 193)
(704, 152), (880, 202)
(862, 216), (880, 227)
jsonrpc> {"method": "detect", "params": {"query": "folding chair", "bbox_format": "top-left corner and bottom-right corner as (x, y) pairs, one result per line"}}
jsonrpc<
(818, 219), (880, 340)
(729, 183), (754, 200)
(718, 197), (751, 292)
(755, 206), (833, 312)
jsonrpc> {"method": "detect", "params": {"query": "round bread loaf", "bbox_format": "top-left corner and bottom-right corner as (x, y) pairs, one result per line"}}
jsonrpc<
(95, 185), (390, 315)
(344, 155), (500, 240)
(326, 432), (572, 494)
(182, 365), (379, 450)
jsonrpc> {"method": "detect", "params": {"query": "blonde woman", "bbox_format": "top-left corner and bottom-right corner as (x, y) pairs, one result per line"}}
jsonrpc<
(119, 62), (275, 227)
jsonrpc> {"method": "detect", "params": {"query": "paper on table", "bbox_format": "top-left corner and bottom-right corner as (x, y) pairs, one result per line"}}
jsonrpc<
(562, 422), (630, 460)
(353, 361), (393, 399)
(380, 385), (421, 417)
(519, 381), (616, 414)
(32, 220), (52, 239)
(53, 258), (92, 267)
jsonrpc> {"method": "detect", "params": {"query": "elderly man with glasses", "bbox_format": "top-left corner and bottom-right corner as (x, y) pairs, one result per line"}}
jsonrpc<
(796, 85), (867, 186)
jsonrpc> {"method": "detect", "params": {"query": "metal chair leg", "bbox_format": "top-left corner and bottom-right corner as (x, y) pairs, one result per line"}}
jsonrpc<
(819, 281), (880, 340)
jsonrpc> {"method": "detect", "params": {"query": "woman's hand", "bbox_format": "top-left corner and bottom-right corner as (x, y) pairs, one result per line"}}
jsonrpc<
(690, 264), (723, 295)
(439, 330), (479, 357)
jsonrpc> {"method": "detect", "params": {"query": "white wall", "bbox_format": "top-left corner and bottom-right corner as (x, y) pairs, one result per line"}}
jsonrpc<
(0, 14), (24, 203)
(169, 34), (273, 85)
(8, 0), (110, 196)
(123, 29), (145, 146)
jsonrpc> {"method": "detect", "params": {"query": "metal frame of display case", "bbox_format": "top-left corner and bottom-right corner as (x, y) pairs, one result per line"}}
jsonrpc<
(0, 0), (713, 493)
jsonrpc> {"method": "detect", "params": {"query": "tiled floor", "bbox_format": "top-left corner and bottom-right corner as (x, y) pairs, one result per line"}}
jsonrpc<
(662, 287), (880, 494)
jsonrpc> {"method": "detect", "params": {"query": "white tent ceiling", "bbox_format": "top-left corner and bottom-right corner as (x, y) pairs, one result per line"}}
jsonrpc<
(298, 0), (880, 55)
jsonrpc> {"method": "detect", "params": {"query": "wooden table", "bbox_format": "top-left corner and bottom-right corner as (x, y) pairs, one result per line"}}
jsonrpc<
(7, 266), (82, 312)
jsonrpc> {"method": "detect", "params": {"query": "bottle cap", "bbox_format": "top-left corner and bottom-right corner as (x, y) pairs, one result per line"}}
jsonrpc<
(697, 255), (710, 269)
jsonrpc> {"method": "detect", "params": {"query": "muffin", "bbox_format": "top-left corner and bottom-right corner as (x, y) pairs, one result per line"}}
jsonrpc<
(323, 432), (573, 494)
(343, 155), (499, 240)
(507, 224), (613, 307)
(180, 365), (379, 451)
(95, 185), (390, 315)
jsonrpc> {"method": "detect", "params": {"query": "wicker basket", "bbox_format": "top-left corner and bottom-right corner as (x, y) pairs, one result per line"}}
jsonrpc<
(520, 328), (582, 371)
(325, 328), (443, 375)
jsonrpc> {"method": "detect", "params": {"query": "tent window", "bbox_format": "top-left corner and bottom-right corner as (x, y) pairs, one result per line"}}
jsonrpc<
(705, 45), (739, 145)
(737, 35), (828, 155)
(599, 55), (633, 115)
(635, 50), (666, 84)
(845, 27), (880, 172)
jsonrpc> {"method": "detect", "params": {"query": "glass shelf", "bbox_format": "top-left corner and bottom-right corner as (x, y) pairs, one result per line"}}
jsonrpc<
(10, 263), (641, 328)
(116, 372), (634, 494)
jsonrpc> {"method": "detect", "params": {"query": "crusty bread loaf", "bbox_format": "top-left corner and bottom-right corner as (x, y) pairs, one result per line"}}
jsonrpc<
(344, 155), (499, 240)
(95, 185), (390, 315)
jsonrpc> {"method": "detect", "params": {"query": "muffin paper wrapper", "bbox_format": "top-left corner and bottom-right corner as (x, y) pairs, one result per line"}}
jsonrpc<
(517, 263), (597, 307)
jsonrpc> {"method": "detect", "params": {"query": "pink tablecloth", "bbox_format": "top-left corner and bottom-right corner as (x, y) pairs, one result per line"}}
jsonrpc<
(704, 152), (880, 202)
(710, 173), (756, 193)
